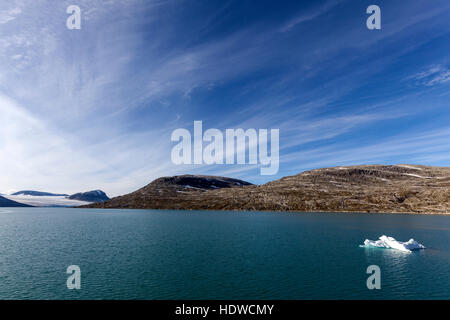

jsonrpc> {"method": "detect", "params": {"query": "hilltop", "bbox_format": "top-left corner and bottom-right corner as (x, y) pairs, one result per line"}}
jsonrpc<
(68, 190), (110, 202)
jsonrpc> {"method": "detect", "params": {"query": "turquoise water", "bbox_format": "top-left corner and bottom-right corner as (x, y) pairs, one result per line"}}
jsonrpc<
(0, 208), (449, 300)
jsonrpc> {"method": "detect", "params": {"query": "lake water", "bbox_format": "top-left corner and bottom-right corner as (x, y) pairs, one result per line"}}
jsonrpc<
(0, 208), (449, 300)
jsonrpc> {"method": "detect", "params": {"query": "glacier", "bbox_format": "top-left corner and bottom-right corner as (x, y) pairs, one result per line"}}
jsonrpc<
(360, 235), (425, 253)
(3, 195), (90, 207)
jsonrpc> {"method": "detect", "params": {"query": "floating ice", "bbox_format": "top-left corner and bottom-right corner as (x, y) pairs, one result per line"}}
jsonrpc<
(360, 235), (425, 253)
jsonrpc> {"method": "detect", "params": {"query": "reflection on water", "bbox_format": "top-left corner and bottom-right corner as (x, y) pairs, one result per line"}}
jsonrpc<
(363, 246), (411, 269)
(363, 247), (412, 283)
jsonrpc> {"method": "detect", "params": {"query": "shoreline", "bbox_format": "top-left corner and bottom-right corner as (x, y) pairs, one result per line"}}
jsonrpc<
(9, 206), (445, 215)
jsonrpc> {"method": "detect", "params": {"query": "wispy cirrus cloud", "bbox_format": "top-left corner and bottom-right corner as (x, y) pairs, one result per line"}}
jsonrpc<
(411, 65), (450, 86)
(282, 126), (450, 173)
(1, 0), (450, 195)
(0, 7), (21, 24)
(280, 0), (345, 32)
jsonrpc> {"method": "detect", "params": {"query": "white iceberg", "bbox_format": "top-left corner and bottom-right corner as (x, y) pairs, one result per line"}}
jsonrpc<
(360, 235), (425, 253)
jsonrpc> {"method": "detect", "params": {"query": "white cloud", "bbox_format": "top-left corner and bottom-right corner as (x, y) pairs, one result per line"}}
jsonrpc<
(410, 65), (450, 86)
(0, 7), (22, 24)
(0, 1), (190, 196)
(280, 0), (344, 32)
(0, 92), (186, 197)
(1, 0), (449, 197)
(282, 127), (450, 173)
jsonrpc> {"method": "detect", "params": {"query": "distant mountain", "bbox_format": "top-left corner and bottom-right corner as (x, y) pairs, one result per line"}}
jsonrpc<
(82, 166), (450, 214)
(12, 190), (69, 197)
(68, 190), (109, 203)
(0, 195), (32, 207)
(4, 189), (107, 207)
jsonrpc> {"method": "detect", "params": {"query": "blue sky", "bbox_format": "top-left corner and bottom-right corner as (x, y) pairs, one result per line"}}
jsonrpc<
(0, 0), (449, 196)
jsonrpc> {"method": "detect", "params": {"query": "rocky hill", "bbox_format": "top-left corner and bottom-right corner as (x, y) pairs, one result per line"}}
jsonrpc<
(82, 175), (252, 210)
(82, 165), (450, 214)
(68, 190), (109, 202)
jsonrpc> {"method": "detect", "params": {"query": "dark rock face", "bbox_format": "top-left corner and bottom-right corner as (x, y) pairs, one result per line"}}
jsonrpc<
(12, 190), (68, 197)
(68, 190), (110, 202)
(81, 165), (450, 214)
(151, 175), (252, 190)
(0, 195), (32, 207)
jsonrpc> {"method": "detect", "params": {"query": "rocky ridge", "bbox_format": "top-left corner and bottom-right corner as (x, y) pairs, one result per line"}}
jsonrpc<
(82, 165), (450, 214)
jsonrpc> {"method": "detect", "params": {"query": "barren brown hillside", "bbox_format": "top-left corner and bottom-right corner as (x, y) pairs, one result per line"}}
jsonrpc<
(82, 165), (450, 214)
